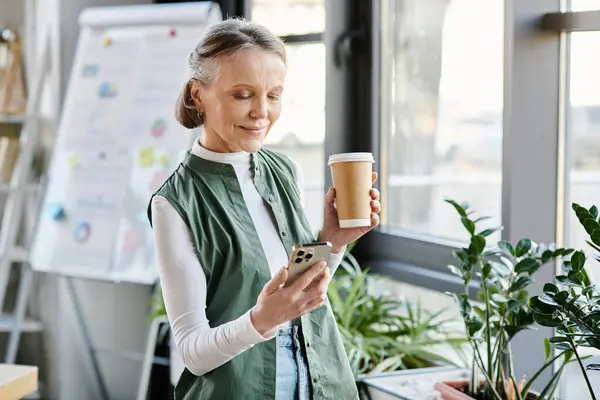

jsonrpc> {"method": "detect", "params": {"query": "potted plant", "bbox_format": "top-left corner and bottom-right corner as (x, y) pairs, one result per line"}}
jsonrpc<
(330, 242), (470, 399)
(436, 199), (579, 399)
(528, 203), (600, 399)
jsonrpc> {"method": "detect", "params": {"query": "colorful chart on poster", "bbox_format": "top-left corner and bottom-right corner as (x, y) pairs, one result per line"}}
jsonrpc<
(30, 3), (222, 284)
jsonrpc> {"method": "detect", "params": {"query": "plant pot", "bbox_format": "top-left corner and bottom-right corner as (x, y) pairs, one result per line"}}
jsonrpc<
(433, 380), (539, 400)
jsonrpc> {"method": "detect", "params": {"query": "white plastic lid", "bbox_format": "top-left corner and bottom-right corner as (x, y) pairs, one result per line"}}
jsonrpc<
(328, 152), (374, 165)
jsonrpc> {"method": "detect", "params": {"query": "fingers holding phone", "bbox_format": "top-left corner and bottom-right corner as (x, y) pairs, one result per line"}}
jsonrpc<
(250, 243), (333, 335)
(285, 242), (332, 286)
(303, 264), (330, 292)
(251, 261), (327, 335)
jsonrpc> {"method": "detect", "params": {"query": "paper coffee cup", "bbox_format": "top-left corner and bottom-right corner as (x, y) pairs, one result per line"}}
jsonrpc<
(328, 152), (375, 228)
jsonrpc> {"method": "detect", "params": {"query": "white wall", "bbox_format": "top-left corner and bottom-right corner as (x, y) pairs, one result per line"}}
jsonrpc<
(28, 1), (154, 399)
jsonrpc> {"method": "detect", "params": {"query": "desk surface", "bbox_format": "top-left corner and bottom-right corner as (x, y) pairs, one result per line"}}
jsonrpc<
(0, 364), (38, 400)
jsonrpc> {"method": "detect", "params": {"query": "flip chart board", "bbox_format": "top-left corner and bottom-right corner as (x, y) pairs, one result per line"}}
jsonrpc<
(31, 2), (221, 284)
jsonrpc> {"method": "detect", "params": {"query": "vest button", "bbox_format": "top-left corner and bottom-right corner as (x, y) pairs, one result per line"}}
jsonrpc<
(281, 231), (287, 236)
(306, 341), (311, 347)
(268, 196), (274, 202)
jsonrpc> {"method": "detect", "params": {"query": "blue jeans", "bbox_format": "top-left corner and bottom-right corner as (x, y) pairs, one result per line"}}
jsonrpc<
(276, 326), (312, 400)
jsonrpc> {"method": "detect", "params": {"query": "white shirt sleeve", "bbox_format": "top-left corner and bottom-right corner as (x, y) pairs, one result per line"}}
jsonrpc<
(288, 156), (347, 273)
(151, 195), (276, 377)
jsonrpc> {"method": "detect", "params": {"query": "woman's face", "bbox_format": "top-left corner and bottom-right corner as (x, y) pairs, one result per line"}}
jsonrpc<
(191, 49), (286, 153)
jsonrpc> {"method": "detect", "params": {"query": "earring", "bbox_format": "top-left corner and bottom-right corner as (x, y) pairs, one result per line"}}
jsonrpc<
(197, 111), (203, 119)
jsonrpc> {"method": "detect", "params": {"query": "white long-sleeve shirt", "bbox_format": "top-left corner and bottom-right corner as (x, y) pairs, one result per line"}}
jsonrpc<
(151, 139), (345, 376)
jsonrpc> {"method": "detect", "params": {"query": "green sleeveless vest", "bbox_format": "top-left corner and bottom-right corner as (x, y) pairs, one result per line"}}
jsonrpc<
(148, 147), (358, 400)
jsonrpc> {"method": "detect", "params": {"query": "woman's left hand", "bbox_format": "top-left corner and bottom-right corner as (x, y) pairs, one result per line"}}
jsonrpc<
(318, 172), (381, 253)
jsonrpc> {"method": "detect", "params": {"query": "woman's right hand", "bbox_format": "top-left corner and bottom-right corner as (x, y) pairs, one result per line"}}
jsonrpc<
(250, 261), (330, 335)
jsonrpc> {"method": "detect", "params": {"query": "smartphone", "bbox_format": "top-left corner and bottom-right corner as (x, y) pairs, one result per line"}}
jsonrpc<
(285, 241), (332, 286)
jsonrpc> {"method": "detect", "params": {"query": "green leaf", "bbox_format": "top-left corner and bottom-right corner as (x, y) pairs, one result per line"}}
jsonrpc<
(549, 336), (570, 343)
(528, 296), (558, 314)
(555, 290), (569, 305)
(463, 270), (472, 283)
(544, 338), (551, 360)
(582, 285), (597, 298)
(515, 239), (532, 257)
(482, 263), (492, 280)
(508, 299), (525, 312)
(591, 230), (600, 247)
(543, 283), (559, 294)
(565, 349), (574, 363)
(567, 270), (585, 286)
(453, 249), (468, 262)
(533, 313), (562, 327)
(514, 258), (541, 275)
(448, 265), (463, 278)
(590, 205), (599, 219)
(466, 316), (483, 336)
(556, 275), (579, 287)
(499, 240), (514, 256)
(557, 248), (575, 257)
(451, 293), (471, 317)
(570, 251), (586, 271)
(551, 342), (572, 351)
(538, 293), (559, 306)
(461, 217), (475, 235)
(542, 250), (556, 263)
(479, 227), (502, 237)
(582, 218), (600, 235)
(586, 364), (600, 371)
(510, 276), (533, 292)
(445, 199), (467, 217)
(471, 235), (485, 254)
(491, 293), (508, 303)
(490, 261), (510, 276)
(586, 337), (600, 350)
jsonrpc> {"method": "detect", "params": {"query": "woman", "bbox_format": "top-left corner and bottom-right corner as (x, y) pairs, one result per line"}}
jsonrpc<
(149, 18), (381, 400)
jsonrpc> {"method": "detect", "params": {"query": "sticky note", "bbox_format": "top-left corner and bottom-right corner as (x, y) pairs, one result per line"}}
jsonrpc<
(158, 154), (169, 167)
(139, 147), (154, 168)
(68, 155), (79, 169)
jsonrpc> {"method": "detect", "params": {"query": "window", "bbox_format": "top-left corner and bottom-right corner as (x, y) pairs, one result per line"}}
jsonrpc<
(565, 30), (600, 283)
(562, 3), (600, 396)
(571, 0), (600, 12)
(250, 0), (326, 230)
(379, 0), (504, 243)
(263, 43), (326, 229)
(251, 0), (324, 36)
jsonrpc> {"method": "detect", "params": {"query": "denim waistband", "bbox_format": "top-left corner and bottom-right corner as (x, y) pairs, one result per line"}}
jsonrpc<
(277, 325), (302, 348)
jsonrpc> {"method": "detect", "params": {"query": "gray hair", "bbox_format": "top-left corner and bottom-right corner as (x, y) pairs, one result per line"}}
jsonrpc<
(175, 18), (287, 129)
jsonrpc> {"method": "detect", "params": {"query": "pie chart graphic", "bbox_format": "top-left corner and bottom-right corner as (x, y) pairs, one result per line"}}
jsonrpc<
(73, 222), (91, 243)
(151, 118), (167, 138)
(98, 82), (118, 98)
